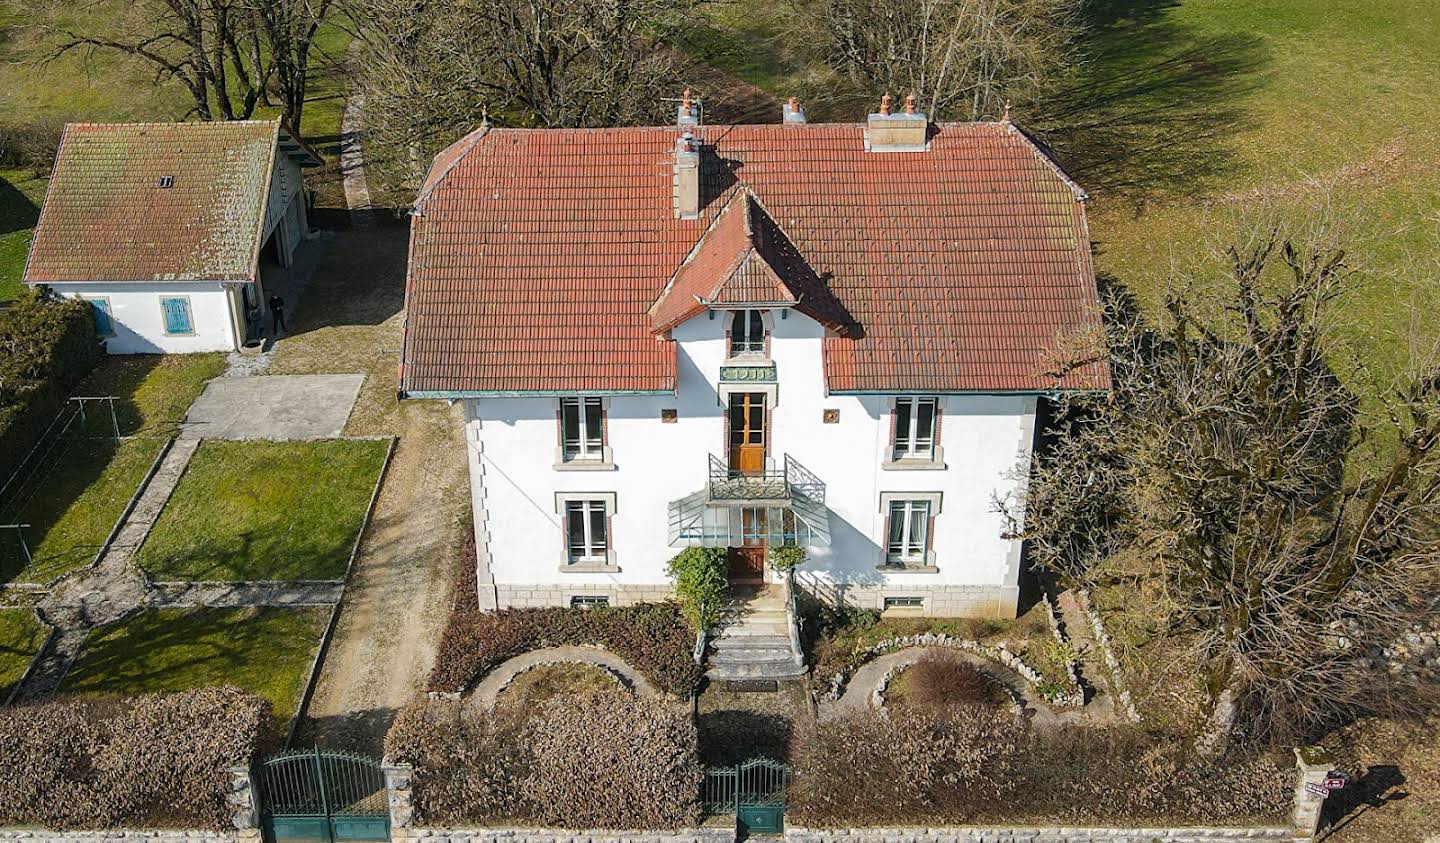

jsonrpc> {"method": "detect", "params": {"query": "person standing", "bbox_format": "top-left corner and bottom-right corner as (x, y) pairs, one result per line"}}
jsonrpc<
(268, 293), (287, 335)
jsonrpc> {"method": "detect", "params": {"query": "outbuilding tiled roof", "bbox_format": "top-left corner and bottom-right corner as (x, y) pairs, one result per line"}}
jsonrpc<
(402, 121), (1109, 395)
(24, 121), (319, 285)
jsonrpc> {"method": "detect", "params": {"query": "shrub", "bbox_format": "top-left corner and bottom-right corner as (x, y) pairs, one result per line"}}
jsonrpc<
(0, 687), (269, 830)
(0, 119), (63, 175)
(889, 651), (1004, 709)
(665, 547), (727, 630)
(0, 289), (102, 484)
(386, 692), (702, 829)
(788, 709), (1292, 827)
(768, 545), (806, 574)
(429, 524), (703, 696)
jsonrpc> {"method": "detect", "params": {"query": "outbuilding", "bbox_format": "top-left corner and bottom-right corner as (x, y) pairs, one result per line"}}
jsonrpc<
(23, 120), (321, 353)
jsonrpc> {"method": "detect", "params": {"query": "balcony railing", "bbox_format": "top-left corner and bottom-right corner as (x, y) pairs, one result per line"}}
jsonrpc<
(706, 454), (826, 505)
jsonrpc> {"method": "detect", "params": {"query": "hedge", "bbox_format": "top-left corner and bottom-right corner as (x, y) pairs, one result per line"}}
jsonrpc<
(428, 524), (703, 696)
(788, 708), (1292, 827)
(386, 691), (702, 829)
(0, 289), (102, 485)
(0, 687), (269, 830)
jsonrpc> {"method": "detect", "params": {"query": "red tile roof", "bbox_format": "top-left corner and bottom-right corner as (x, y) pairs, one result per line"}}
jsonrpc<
(401, 121), (1109, 395)
(24, 121), (319, 285)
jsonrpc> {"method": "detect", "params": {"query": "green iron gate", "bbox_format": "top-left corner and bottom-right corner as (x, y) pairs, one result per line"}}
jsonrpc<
(704, 758), (788, 836)
(257, 748), (390, 843)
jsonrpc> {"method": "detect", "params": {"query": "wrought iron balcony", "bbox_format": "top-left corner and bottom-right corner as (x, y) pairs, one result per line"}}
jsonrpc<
(706, 454), (825, 504)
(668, 455), (831, 549)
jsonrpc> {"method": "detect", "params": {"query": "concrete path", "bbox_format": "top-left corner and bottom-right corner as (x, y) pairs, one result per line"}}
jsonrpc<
(467, 646), (657, 711)
(340, 91), (375, 225)
(823, 647), (1072, 728)
(181, 374), (364, 440)
(152, 580), (345, 608)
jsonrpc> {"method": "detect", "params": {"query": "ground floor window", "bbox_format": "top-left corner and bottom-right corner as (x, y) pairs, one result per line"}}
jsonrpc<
(885, 499), (931, 564)
(565, 499), (609, 564)
(883, 596), (924, 610)
(160, 296), (194, 335)
(570, 595), (610, 608)
(84, 297), (113, 335)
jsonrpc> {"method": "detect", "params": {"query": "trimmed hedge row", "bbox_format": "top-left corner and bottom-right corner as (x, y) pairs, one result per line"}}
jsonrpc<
(386, 691), (702, 829)
(428, 524), (702, 696)
(0, 289), (102, 485)
(0, 687), (269, 830)
(789, 708), (1292, 827)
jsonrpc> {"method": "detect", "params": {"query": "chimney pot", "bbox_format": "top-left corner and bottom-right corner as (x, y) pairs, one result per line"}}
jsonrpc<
(782, 96), (806, 124)
(676, 88), (700, 127)
(866, 94), (928, 153)
(879, 93), (892, 116)
(904, 94), (917, 115)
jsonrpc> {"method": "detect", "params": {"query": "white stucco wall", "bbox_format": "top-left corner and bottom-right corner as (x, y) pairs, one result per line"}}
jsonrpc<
(467, 308), (1038, 617)
(51, 281), (241, 354)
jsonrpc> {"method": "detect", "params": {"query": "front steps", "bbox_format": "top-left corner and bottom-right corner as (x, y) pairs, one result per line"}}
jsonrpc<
(706, 583), (807, 681)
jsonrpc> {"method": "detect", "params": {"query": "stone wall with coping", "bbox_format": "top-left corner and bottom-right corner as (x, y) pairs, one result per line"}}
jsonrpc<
(785, 827), (1295, 843)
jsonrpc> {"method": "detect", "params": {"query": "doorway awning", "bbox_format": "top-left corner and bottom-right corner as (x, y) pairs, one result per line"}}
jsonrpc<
(666, 490), (831, 548)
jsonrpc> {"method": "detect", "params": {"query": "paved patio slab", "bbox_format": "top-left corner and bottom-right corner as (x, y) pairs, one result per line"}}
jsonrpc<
(181, 374), (364, 440)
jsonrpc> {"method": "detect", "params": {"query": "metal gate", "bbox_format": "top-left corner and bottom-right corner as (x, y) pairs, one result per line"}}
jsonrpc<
(257, 748), (390, 843)
(704, 758), (788, 836)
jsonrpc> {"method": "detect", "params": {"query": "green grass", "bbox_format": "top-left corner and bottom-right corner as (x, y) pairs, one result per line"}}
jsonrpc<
(0, 167), (48, 303)
(0, 609), (48, 700)
(61, 606), (328, 726)
(0, 354), (224, 584)
(138, 439), (388, 582)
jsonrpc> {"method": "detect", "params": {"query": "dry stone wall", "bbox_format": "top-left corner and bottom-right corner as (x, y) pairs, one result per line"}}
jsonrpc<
(786, 828), (1295, 843)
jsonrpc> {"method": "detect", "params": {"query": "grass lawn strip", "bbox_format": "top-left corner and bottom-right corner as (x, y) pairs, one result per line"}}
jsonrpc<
(138, 439), (389, 582)
(0, 608), (49, 700)
(61, 606), (329, 726)
(0, 354), (224, 584)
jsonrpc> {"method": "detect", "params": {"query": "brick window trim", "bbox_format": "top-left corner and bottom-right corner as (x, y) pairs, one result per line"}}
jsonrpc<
(882, 396), (946, 470)
(554, 397), (615, 470)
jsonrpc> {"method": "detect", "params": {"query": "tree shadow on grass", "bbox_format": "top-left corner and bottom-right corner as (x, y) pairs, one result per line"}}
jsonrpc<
(0, 175), (39, 237)
(1030, 0), (1272, 210)
(698, 708), (793, 766)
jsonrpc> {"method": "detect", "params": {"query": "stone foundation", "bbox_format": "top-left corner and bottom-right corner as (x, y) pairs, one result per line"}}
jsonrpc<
(797, 576), (1020, 619)
(494, 583), (675, 609)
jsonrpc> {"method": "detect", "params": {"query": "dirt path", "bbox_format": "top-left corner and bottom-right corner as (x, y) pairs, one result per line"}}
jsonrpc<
(272, 223), (467, 752)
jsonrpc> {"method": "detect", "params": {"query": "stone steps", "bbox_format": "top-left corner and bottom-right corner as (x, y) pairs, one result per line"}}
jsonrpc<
(706, 583), (807, 681)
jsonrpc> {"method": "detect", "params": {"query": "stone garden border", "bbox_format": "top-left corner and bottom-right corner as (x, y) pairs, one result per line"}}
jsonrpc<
(821, 633), (1083, 709)
(870, 651), (1026, 714)
(1075, 589), (1143, 723)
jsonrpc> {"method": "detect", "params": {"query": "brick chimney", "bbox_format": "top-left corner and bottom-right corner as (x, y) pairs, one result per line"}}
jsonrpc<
(673, 131), (700, 219)
(782, 96), (806, 124)
(866, 93), (928, 152)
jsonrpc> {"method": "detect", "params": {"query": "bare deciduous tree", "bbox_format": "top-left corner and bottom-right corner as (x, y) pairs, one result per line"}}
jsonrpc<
(26, 0), (339, 129)
(798, 0), (1080, 120)
(354, 0), (688, 196)
(1005, 229), (1440, 751)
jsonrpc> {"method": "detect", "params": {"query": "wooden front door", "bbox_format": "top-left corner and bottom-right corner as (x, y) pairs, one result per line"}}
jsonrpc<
(728, 392), (767, 475)
(728, 545), (767, 579)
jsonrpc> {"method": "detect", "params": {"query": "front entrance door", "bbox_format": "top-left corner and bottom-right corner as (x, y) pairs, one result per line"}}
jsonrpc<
(728, 545), (767, 580)
(728, 392), (767, 475)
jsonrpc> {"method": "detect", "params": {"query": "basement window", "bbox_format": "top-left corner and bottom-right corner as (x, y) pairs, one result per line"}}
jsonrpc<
(571, 595), (610, 609)
(884, 596), (924, 610)
(158, 175), (175, 188)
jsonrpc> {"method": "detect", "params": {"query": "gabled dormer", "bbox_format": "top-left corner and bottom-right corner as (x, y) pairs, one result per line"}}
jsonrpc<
(646, 189), (852, 340)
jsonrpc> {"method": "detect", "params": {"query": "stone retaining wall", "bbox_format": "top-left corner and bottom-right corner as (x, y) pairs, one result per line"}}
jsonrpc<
(785, 827), (1295, 843)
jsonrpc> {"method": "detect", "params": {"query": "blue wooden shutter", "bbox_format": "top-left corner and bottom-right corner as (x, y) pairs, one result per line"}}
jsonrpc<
(161, 297), (192, 334)
(89, 299), (112, 335)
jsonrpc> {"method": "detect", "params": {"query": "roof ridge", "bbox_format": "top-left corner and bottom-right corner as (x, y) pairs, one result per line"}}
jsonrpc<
(413, 125), (492, 211)
(64, 119), (282, 129)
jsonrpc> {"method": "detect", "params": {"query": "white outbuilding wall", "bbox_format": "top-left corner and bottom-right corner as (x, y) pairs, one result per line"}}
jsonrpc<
(466, 308), (1037, 617)
(50, 281), (241, 354)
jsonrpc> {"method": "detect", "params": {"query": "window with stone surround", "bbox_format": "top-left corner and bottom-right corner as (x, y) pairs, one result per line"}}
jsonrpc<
(555, 492), (618, 570)
(879, 491), (941, 569)
(889, 397), (941, 465)
(556, 397), (613, 469)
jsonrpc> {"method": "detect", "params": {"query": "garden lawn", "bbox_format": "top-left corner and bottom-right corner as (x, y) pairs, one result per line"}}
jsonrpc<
(60, 606), (328, 726)
(0, 354), (224, 584)
(138, 439), (388, 582)
(0, 609), (48, 700)
(0, 168), (47, 303)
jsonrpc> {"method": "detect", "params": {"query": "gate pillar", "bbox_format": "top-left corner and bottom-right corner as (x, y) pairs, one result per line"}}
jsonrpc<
(382, 761), (415, 830)
(227, 765), (261, 831)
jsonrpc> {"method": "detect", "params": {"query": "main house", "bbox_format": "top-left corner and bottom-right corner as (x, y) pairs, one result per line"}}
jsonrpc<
(400, 97), (1108, 638)
(24, 120), (320, 353)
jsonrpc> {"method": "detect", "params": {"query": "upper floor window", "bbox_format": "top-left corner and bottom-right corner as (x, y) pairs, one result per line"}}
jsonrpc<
(729, 309), (766, 357)
(559, 397), (605, 462)
(891, 397), (938, 461)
